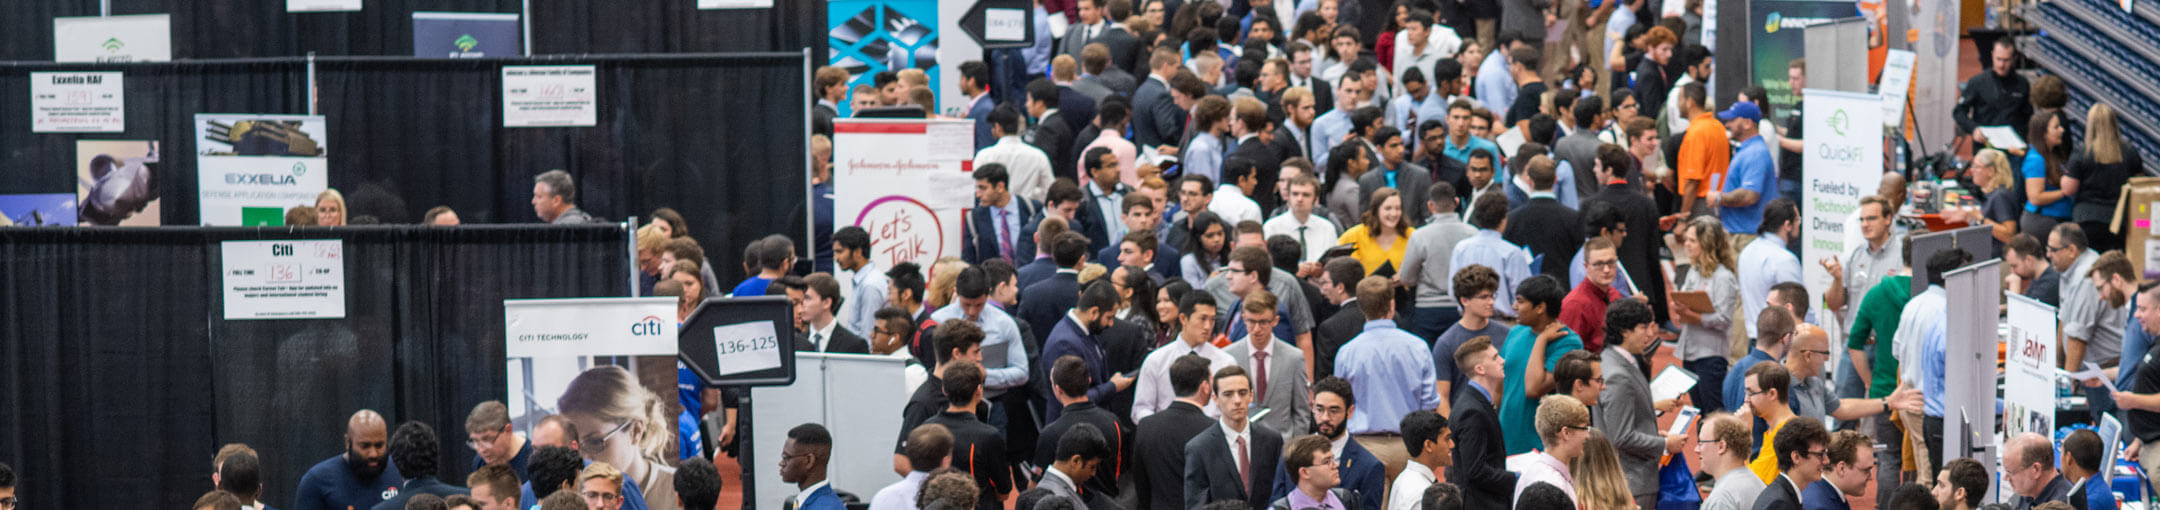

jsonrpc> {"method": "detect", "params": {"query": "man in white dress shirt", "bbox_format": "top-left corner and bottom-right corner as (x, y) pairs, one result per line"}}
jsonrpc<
(1132, 293), (1239, 420)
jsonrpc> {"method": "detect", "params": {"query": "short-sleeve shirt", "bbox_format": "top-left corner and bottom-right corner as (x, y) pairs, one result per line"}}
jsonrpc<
(1788, 374), (1844, 422)
(1500, 324), (1584, 455)
(1434, 321), (1514, 402)
(2133, 343), (2160, 442)
(1718, 135), (1778, 234)
(2022, 153), (2073, 218)
(1748, 419), (1790, 483)
(1848, 275), (1915, 398)
(1677, 113), (1732, 197)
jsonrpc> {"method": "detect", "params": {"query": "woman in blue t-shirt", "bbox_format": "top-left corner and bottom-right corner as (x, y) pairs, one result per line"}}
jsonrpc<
(2020, 109), (2074, 240)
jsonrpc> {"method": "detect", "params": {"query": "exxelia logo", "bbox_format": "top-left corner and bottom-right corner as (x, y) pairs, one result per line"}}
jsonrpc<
(631, 315), (667, 336)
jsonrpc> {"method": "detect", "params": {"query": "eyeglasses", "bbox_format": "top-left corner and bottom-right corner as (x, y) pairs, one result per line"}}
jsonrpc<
(1223, 267), (1251, 274)
(0, 497), (17, 509)
(1312, 404), (1348, 417)
(2050, 244), (2073, 253)
(1564, 425), (1590, 432)
(1802, 449), (1829, 458)
(582, 491), (622, 502)
(1589, 259), (1620, 269)
(467, 430), (503, 451)
(1746, 388), (1767, 397)
(579, 420), (634, 451)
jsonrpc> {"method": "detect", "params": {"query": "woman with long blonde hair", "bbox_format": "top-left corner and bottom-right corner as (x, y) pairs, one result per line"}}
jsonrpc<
(924, 256), (968, 311)
(2063, 103), (2144, 252)
(1673, 215), (1739, 411)
(557, 365), (679, 508)
(1571, 428), (1639, 510)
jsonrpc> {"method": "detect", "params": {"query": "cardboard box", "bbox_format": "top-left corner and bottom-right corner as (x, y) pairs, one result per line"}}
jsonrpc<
(2113, 177), (2160, 279)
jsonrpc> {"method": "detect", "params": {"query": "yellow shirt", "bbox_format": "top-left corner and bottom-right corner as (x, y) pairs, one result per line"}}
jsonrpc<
(1749, 418), (1789, 484)
(1337, 224), (1414, 275)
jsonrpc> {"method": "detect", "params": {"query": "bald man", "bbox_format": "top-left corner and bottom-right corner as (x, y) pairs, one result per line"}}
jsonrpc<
(1784, 324), (1921, 424)
(294, 410), (405, 510)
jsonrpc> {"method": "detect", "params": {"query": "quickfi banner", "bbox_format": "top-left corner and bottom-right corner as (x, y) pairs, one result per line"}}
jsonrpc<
(1799, 90), (1883, 304)
(194, 114), (330, 226)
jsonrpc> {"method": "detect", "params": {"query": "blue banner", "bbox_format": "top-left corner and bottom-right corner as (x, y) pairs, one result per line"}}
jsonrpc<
(828, 0), (941, 116)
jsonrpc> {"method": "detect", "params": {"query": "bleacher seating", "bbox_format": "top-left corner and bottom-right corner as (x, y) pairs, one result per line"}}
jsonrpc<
(2017, 0), (2160, 175)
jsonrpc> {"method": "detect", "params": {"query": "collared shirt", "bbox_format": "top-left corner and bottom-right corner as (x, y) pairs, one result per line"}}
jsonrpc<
(1724, 348), (1778, 409)
(866, 471), (929, 510)
(1089, 180), (1129, 242)
(1265, 211), (1343, 262)
(1221, 418), (1254, 473)
(1312, 109), (1354, 166)
(2062, 250), (2128, 367)
(1475, 49), (1516, 111)
(1387, 92), (1445, 142)
(1719, 135), (1778, 234)
(1739, 235), (1803, 338)
(1132, 337), (1239, 420)
(1041, 467), (1080, 501)
(1400, 212), (1479, 308)
(1837, 235), (1906, 325)
(1512, 451), (1580, 504)
(930, 303), (1031, 395)
(1186, 132), (1226, 182)
(1212, 184), (1263, 225)
(1387, 459), (1438, 510)
(794, 480), (833, 507)
(1336, 319), (1443, 434)
(809, 319), (839, 351)
(1569, 245), (1637, 299)
(1443, 136), (1503, 172)
(1290, 486), (1349, 510)
(1920, 298), (1952, 417)
(1789, 374), (1843, 421)
(1450, 230), (1535, 318)
(1081, 129), (1142, 187)
(841, 262), (891, 342)
(977, 135), (1055, 203)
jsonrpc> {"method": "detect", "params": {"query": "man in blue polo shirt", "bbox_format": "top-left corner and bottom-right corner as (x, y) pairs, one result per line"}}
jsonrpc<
(467, 401), (532, 480)
(293, 410), (404, 510)
(1711, 101), (1778, 235)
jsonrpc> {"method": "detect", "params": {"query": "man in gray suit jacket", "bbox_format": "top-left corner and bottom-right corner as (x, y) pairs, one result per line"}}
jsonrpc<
(1038, 423), (1109, 510)
(1225, 292), (1312, 438)
(1357, 127), (1436, 226)
(1595, 299), (1686, 510)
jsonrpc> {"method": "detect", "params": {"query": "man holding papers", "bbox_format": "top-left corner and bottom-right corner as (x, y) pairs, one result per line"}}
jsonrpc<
(1784, 323), (1922, 424)
(1596, 299), (1686, 510)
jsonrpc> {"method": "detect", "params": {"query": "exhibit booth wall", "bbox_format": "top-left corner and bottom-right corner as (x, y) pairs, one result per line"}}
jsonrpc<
(0, 225), (631, 510)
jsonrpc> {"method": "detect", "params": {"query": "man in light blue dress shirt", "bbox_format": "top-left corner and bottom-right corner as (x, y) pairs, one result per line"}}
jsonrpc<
(1738, 198), (1803, 339)
(1451, 192), (1535, 320)
(1332, 274), (1442, 483)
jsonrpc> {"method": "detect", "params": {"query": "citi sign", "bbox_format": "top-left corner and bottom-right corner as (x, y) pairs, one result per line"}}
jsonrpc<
(630, 315), (667, 336)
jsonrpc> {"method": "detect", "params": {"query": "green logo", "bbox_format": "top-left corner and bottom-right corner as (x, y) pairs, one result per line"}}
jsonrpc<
(1766, 12), (1783, 33)
(292, 162), (307, 176)
(455, 34), (479, 52)
(102, 37), (124, 53)
(1828, 109), (1850, 136)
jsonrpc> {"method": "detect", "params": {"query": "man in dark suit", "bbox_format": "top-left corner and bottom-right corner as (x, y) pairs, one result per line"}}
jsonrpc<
(965, 164), (1045, 265)
(1098, 197), (1183, 282)
(1448, 337), (1517, 510)
(1059, 0), (1109, 58)
(1804, 430), (1876, 510)
(1136, 355), (1221, 510)
(1076, 148), (1132, 253)
(1228, 99), (1286, 213)
(1028, 79), (1080, 181)
(1020, 232), (1092, 345)
(1265, 377), (1384, 510)
(1358, 127), (1437, 226)
(1286, 41), (1334, 115)
(796, 274), (872, 353)
(1183, 365), (1285, 510)
(1017, 215), (1069, 292)
(1312, 257), (1367, 382)
(1132, 48), (1186, 148)
(370, 422), (471, 510)
(1273, 87), (1318, 164)
(1751, 417), (1831, 510)
(1036, 356), (1132, 501)
(1501, 155), (1581, 280)
(1035, 423), (1111, 510)
(1038, 283), (1137, 421)
(1579, 144), (1670, 320)
(923, 362), (1015, 510)
(960, 61), (998, 151)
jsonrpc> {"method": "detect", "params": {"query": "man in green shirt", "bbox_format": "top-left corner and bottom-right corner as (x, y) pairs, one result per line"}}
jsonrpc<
(1847, 272), (1913, 510)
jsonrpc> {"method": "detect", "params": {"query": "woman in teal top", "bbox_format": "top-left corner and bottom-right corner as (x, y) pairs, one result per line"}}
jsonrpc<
(2021, 109), (2074, 239)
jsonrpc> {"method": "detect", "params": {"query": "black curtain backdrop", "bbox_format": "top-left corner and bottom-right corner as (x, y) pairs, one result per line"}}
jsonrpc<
(0, 53), (809, 285)
(0, 225), (629, 510)
(1, 0), (823, 61)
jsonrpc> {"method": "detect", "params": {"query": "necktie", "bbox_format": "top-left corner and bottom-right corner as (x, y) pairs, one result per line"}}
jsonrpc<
(813, 331), (825, 351)
(1236, 436), (1251, 494)
(1296, 225), (1309, 258)
(996, 208), (1015, 260)
(1253, 350), (1269, 403)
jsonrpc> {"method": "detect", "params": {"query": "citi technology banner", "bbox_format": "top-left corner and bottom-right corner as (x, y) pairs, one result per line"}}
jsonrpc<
(1748, 0), (1860, 126)
(832, 119), (979, 270)
(412, 12), (521, 58)
(502, 298), (686, 461)
(1799, 90), (1883, 306)
(828, 0), (940, 117)
(195, 114), (329, 226)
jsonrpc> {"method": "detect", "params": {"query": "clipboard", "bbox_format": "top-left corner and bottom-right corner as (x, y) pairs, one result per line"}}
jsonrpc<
(1649, 365), (1700, 402)
(1671, 290), (1716, 314)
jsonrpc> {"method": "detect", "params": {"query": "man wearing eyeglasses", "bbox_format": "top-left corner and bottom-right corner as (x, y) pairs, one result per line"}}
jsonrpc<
(1698, 413), (1766, 510)
(1557, 238), (1623, 351)
(1802, 430), (1876, 510)
(1512, 394), (1592, 505)
(465, 402), (531, 480)
(1782, 324), (1921, 428)
(1739, 362), (1799, 484)
(1750, 417), (1831, 510)
(521, 417), (650, 510)
(778, 423), (843, 510)
(578, 462), (628, 510)
(2000, 432), (2073, 510)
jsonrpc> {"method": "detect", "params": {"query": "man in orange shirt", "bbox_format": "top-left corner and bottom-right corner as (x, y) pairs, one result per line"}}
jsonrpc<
(1670, 82), (1729, 224)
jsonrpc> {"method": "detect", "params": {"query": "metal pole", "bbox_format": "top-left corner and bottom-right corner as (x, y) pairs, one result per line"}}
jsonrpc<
(626, 217), (639, 295)
(521, 0), (533, 56)
(101, 0), (109, 17)
(306, 52), (318, 116)
(802, 48), (814, 274)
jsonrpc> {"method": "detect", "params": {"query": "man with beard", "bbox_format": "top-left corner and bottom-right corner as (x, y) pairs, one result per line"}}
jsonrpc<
(295, 410), (405, 510)
(1267, 376), (1386, 510)
(1037, 281), (1137, 422)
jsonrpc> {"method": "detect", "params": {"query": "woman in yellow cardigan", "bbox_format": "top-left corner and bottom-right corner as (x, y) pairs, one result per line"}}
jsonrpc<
(1337, 187), (1414, 274)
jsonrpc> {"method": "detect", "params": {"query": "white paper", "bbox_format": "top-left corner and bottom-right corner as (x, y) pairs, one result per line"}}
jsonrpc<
(1878, 49), (1916, 127)
(713, 320), (785, 376)
(53, 14), (171, 63)
(1047, 10), (1072, 38)
(288, 0), (361, 12)
(1977, 125), (2026, 151)
(923, 172), (982, 210)
(221, 240), (346, 320)
(698, 0), (773, 8)
(985, 8), (1028, 42)
(31, 72), (124, 133)
(928, 123), (976, 161)
(1649, 365), (1699, 402)
(502, 65), (598, 127)
(2062, 362), (2118, 393)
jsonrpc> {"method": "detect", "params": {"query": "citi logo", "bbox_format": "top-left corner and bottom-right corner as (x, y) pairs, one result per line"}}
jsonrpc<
(630, 315), (667, 336)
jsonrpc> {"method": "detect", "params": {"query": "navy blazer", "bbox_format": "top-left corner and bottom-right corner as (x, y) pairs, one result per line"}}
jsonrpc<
(964, 197), (1043, 264)
(1017, 256), (1059, 292)
(1132, 77), (1183, 148)
(1039, 315), (1119, 422)
(1073, 185), (1123, 254)
(1058, 86), (1099, 135)
(1268, 433), (1386, 510)
(1097, 242), (1184, 283)
(968, 96), (996, 151)
(1019, 273), (1082, 345)
(1800, 479), (1850, 510)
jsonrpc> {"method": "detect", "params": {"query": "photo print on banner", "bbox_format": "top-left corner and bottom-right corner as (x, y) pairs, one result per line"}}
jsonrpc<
(76, 140), (161, 226)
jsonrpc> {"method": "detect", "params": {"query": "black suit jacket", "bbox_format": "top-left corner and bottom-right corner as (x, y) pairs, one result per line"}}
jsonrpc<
(1098, 318), (1154, 417)
(1019, 273), (1082, 345)
(1583, 182), (1670, 319)
(1358, 161), (1437, 226)
(1034, 401), (1131, 499)
(1751, 475), (1802, 510)
(1057, 87), (1099, 135)
(1183, 422), (1285, 510)
(1074, 183), (1127, 253)
(1096, 28), (1143, 74)
(965, 197), (1044, 264)
(1132, 77), (1183, 148)
(924, 410), (1015, 510)
(1422, 153), (1473, 208)
(1502, 197), (1583, 280)
(1450, 384), (1517, 510)
(1100, 67), (1141, 97)
(1314, 299), (1365, 382)
(1018, 256), (1059, 292)
(1272, 123), (1312, 164)
(796, 324), (871, 353)
(1135, 401), (1217, 510)
(1097, 243), (1185, 283)
(1229, 136), (1285, 213)
(1034, 112), (1079, 180)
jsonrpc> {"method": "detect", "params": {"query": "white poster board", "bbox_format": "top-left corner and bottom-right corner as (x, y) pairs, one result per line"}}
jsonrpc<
(195, 114), (331, 226)
(53, 15), (172, 63)
(31, 72), (124, 133)
(698, 0), (774, 8)
(1800, 89), (1885, 312)
(2004, 293), (2058, 439)
(220, 240), (347, 319)
(832, 119), (979, 270)
(502, 297), (682, 452)
(1878, 49), (1916, 128)
(1943, 260), (2002, 504)
(751, 353), (910, 510)
(289, 0), (362, 12)
(502, 65), (598, 127)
